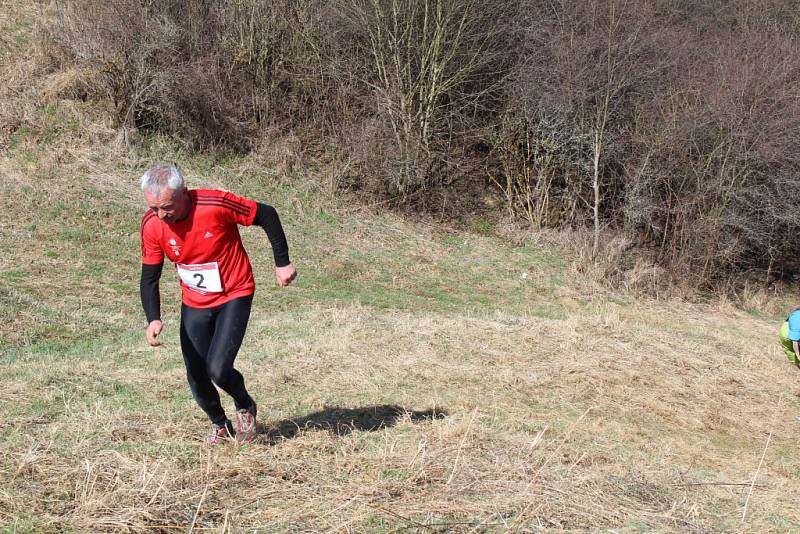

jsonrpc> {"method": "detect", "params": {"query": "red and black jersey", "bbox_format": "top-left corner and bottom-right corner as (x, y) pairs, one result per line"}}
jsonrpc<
(141, 189), (258, 308)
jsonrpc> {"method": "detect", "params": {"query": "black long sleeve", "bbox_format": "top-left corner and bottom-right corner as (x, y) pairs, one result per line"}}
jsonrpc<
(254, 203), (291, 267)
(140, 262), (163, 323)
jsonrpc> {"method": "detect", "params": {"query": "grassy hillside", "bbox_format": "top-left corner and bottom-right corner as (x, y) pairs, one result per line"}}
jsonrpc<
(3, 3), (800, 533)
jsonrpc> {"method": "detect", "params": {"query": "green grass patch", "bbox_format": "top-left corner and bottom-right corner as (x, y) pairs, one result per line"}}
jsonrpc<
(10, 18), (33, 45)
(0, 269), (27, 283)
(381, 467), (410, 481)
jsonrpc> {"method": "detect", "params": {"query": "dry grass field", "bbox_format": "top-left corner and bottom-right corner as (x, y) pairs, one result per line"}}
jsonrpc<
(3, 2), (800, 532)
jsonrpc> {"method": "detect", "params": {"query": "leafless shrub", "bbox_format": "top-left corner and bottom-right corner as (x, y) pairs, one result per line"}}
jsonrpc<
(496, 0), (800, 287)
(39, 0), (800, 287)
(498, 0), (663, 230)
(43, 2), (176, 127)
(330, 0), (522, 197)
(625, 26), (800, 287)
(221, 0), (329, 127)
(490, 112), (590, 229)
(42, 0), (322, 150)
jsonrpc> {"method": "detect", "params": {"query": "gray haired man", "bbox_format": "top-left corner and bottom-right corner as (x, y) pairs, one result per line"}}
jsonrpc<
(139, 164), (296, 444)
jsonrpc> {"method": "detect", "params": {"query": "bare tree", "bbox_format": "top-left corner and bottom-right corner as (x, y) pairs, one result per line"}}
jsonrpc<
(338, 0), (519, 195)
(589, 0), (652, 260)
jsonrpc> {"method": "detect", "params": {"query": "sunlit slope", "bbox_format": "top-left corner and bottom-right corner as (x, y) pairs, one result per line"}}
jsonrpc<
(2, 127), (799, 531)
(2, 6), (800, 532)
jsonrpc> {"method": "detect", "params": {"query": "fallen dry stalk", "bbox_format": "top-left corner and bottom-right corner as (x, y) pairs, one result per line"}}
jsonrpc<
(676, 482), (768, 488)
(742, 392), (783, 522)
(189, 482), (209, 534)
(447, 409), (479, 485)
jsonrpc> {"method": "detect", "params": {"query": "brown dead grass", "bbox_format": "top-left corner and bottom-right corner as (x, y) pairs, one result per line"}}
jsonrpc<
(3, 285), (800, 531)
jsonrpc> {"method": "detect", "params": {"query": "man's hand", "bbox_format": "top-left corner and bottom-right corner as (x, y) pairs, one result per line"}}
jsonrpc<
(146, 320), (163, 347)
(275, 263), (297, 287)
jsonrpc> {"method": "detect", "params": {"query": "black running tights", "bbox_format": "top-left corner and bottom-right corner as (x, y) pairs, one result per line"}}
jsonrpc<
(180, 295), (255, 425)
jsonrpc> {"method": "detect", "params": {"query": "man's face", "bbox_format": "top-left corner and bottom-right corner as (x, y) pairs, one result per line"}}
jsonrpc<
(144, 188), (187, 223)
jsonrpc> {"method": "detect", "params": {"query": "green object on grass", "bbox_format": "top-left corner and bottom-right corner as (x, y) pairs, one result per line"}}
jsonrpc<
(779, 321), (797, 363)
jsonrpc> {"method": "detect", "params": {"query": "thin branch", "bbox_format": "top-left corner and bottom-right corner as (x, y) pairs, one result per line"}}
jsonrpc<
(742, 392), (783, 522)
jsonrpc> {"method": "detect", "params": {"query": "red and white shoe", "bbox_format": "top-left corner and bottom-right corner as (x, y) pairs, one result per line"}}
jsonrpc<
(235, 404), (258, 444)
(208, 419), (236, 446)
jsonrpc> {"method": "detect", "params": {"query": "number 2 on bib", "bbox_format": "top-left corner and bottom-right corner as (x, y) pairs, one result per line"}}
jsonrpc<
(176, 262), (223, 293)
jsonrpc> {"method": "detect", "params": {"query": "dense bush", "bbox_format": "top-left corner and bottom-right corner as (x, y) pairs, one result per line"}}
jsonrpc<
(331, 0), (522, 195)
(497, 0), (800, 285)
(41, 0), (800, 287)
(625, 27), (800, 283)
(42, 0), (325, 150)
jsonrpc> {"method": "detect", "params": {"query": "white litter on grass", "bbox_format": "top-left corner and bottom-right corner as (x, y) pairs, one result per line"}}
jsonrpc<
(521, 272), (528, 280)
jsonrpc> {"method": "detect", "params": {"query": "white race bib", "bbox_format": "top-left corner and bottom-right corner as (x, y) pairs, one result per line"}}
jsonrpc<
(176, 262), (223, 293)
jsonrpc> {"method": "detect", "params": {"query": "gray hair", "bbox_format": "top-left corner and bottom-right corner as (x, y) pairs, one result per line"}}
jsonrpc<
(140, 164), (185, 194)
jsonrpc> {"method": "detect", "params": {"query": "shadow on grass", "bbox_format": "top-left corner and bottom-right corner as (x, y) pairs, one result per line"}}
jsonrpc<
(256, 404), (447, 445)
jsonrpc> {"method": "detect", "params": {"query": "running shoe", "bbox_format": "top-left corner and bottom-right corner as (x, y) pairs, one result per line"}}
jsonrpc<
(235, 403), (258, 444)
(208, 419), (236, 446)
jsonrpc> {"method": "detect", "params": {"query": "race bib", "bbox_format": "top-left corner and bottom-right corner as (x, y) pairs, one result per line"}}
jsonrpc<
(176, 262), (223, 293)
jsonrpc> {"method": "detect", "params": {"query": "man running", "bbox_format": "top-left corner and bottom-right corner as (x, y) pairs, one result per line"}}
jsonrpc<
(139, 163), (296, 445)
